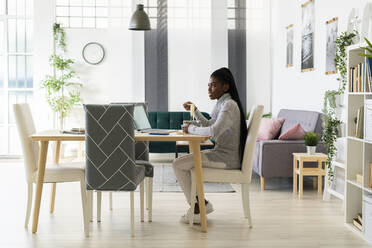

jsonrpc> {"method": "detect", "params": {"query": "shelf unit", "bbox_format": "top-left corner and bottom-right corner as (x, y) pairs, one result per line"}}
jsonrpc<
(345, 44), (372, 244)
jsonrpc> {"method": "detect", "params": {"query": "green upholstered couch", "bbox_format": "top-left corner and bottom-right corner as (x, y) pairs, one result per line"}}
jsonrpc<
(148, 111), (212, 154)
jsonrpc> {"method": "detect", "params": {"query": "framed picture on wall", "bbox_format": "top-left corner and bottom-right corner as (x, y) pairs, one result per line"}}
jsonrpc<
(286, 24), (294, 67)
(325, 17), (338, 75)
(301, 0), (315, 72)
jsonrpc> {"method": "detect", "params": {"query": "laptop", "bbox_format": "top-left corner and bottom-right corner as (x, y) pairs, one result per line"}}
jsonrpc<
(133, 105), (176, 134)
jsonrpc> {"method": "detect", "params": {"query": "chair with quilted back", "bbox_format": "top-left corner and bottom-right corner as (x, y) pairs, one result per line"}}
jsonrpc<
(84, 104), (146, 236)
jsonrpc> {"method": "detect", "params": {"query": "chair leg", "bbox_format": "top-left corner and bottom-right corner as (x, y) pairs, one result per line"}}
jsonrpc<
(148, 177), (153, 222)
(140, 181), (144, 222)
(130, 191), (134, 237)
(80, 177), (90, 237)
(189, 179), (197, 227)
(87, 190), (93, 222)
(50, 183), (56, 213)
(97, 191), (102, 222)
(260, 177), (265, 191)
(109, 192), (113, 211)
(25, 183), (33, 228)
(146, 178), (149, 210)
(241, 183), (252, 228)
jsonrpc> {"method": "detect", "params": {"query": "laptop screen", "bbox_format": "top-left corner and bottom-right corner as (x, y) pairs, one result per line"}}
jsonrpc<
(133, 105), (152, 130)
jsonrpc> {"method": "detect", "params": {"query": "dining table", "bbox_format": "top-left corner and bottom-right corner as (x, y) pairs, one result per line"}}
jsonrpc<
(29, 130), (210, 233)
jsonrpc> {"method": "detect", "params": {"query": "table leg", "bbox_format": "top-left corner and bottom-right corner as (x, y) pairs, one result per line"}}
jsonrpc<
(312, 177), (317, 190)
(299, 160), (303, 200)
(190, 141), (207, 232)
(32, 141), (49, 233)
(293, 158), (297, 195)
(318, 161), (322, 195)
(50, 141), (61, 213)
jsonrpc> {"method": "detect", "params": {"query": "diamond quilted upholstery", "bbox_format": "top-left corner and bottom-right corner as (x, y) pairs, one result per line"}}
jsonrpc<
(84, 104), (145, 191)
(111, 102), (153, 177)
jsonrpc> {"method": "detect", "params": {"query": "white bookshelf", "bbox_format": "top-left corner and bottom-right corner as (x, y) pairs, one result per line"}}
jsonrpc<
(345, 44), (372, 244)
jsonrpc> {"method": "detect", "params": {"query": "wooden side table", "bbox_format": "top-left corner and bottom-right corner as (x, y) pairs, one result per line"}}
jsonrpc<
(293, 153), (327, 199)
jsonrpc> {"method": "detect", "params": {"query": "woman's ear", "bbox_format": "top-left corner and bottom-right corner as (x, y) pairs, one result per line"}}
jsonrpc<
(223, 83), (230, 93)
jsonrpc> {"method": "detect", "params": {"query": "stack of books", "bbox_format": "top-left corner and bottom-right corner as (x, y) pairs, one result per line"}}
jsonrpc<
(349, 62), (372, 92)
(353, 213), (363, 231)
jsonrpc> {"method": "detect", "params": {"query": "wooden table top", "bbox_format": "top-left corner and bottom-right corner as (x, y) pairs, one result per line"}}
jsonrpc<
(292, 153), (328, 160)
(30, 130), (210, 142)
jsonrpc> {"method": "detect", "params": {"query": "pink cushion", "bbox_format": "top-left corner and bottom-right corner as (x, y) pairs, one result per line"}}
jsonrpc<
(257, 118), (285, 140)
(278, 123), (306, 140)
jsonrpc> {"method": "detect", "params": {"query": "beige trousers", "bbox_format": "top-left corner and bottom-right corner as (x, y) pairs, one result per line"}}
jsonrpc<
(172, 152), (226, 204)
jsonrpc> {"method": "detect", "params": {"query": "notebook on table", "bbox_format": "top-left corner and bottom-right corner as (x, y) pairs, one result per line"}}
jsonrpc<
(133, 105), (176, 134)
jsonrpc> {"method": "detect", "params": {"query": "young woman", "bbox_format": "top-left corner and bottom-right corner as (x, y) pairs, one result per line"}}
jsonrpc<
(172, 67), (247, 224)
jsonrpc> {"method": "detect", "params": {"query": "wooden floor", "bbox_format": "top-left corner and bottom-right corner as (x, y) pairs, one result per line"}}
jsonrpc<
(0, 157), (370, 248)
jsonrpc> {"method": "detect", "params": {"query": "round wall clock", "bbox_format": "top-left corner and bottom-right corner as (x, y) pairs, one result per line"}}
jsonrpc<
(82, 42), (105, 65)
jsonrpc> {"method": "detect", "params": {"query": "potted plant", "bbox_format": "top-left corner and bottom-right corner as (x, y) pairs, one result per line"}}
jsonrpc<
(304, 131), (318, 155)
(41, 23), (82, 132)
(322, 30), (357, 184)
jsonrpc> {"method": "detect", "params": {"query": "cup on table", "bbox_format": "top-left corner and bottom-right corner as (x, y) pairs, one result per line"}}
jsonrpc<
(181, 120), (193, 134)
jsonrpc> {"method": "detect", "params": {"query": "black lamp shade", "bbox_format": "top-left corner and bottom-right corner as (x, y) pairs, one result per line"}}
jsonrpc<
(129, 4), (151, 31)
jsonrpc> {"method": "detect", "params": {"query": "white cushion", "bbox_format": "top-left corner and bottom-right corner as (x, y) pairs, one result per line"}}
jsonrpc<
(192, 167), (247, 184)
(32, 162), (85, 183)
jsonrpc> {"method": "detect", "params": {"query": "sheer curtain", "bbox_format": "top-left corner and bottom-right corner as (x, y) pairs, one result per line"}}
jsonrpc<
(168, 0), (227, 113)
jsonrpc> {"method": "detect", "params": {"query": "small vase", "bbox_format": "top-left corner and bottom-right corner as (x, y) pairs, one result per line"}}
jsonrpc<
(58, 115), (65, 133)
(307, 146), (316, 155)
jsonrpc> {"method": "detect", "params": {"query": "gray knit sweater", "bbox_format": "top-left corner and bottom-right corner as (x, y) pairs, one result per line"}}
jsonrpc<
(188, 93), (241, 169)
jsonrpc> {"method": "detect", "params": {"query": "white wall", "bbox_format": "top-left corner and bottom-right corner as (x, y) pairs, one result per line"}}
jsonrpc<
(65, 29), (145, 104)
(168, 0), (228, 113)
(271, 0), (369, 115)
(246, 0), (272, 114)
(33, 0), (145, 130)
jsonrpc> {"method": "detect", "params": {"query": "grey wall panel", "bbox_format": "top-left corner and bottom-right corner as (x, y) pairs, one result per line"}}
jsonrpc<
(228, 0), (246, 114)
(144, 0), (168, 112)
(228, 29), (246, 114)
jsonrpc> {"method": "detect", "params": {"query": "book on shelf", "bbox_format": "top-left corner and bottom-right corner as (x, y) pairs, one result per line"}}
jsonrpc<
(356, 173), (363, 185)
(355, 106), (364, 138)
(370, 163), (372, 188)
(353, 217), (363, 231)
(365, 100), (372, 141)
(358, 213), (363, 224)
(349, 61), (372, 93)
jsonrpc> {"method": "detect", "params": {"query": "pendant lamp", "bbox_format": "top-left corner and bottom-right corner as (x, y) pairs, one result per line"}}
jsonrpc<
(129, 4), (151, 31)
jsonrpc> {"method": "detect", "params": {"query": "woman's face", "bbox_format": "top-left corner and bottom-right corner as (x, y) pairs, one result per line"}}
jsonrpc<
(208, 77), (229, 100)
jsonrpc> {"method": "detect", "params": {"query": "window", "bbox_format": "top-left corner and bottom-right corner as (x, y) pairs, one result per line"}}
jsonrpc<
(56, 0), (109, 28)
(228, 0), (246, 30)
(0, 0), (33, 156)
(144, 0), (158, 28)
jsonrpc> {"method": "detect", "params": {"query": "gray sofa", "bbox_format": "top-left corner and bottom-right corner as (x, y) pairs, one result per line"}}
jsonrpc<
(252, 109), (327, 190)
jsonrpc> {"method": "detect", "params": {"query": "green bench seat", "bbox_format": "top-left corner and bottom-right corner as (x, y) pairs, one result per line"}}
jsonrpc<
(148, 111), (213, 154)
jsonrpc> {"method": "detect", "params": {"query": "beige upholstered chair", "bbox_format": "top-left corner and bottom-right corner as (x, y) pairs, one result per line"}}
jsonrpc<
(189, 105), (264, 227)
(13, 103), (89, 237)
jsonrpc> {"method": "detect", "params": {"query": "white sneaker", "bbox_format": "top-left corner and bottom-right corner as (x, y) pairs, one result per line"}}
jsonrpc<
(181, 211), (201, 224)
(205, 202), (214, 214)
(180, 202), (214, 224)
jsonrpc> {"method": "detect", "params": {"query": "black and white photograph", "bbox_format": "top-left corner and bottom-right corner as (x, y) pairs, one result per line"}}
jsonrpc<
(286, 24), (294, 67)
(301, 0), (315, 72)
(325, 17), (338, 74)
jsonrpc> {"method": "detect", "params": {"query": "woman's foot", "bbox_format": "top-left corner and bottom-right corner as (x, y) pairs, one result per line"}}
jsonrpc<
(180, 201), (214, 224)
(194, 201), (214, 214)
(181, 211), (201, 224)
